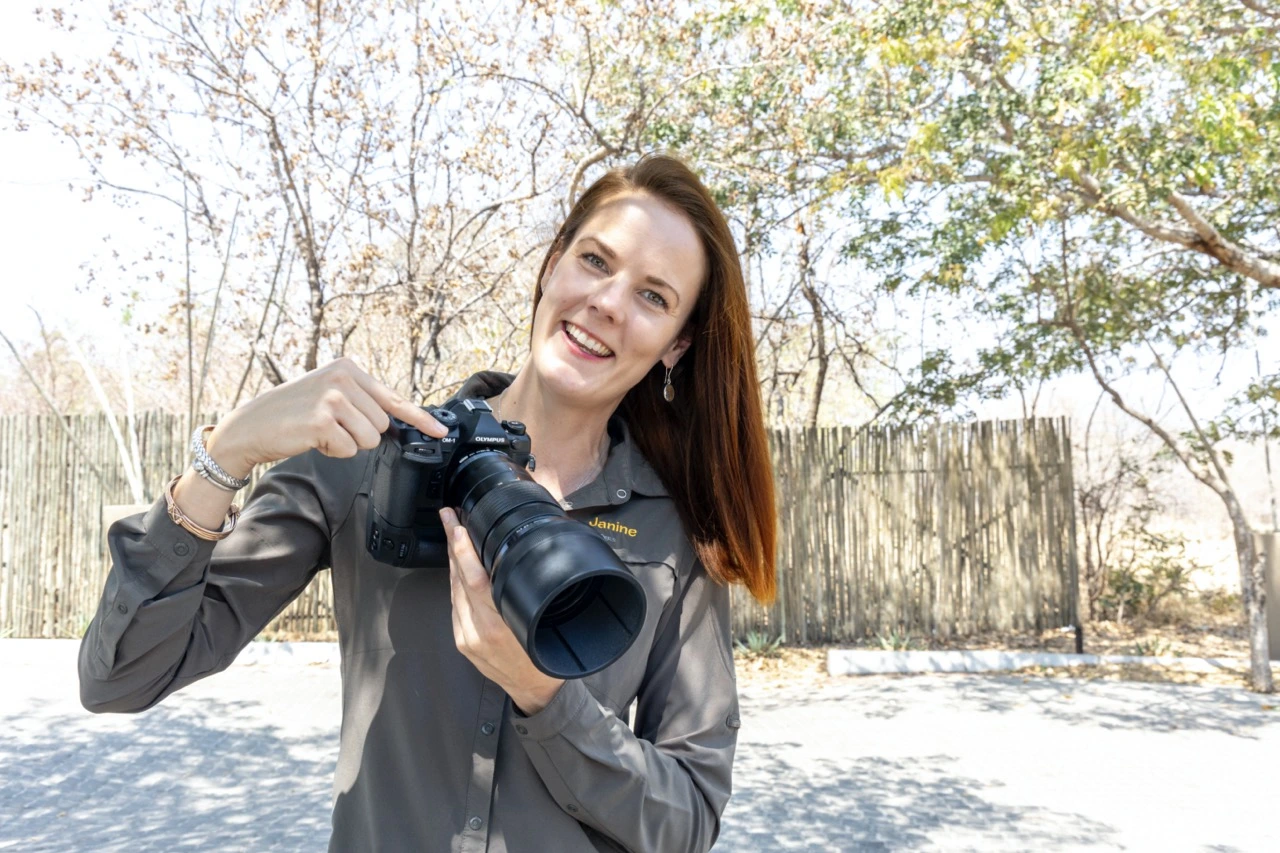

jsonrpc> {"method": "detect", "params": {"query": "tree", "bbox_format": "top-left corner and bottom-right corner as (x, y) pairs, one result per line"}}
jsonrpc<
(5, 1), (923, 427)
(463, 0), (912, 424)
(795, 0), (1280, 690)
(2, 0), (558, 411)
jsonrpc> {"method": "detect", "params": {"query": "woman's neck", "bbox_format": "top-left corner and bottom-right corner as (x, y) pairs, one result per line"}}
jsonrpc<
(489, 369), (614, 501)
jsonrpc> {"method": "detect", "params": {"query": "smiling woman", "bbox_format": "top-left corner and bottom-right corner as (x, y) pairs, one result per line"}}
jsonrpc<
(79, 153), (776, 853)
(523, 156), (777, 601)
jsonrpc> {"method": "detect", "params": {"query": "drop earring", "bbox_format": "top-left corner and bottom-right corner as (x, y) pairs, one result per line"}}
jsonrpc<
(662, 366), (675, 403)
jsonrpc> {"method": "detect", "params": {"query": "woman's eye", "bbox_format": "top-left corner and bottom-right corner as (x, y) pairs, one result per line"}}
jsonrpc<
(642, 290), (669, 309)
(582, 252), (608, 270)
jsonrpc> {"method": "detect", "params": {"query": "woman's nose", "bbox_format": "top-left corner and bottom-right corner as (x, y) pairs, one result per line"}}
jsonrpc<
(586, 277), (626, 322)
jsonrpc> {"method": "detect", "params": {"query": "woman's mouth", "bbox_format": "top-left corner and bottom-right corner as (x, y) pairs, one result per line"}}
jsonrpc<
(561, 322), (614, 359)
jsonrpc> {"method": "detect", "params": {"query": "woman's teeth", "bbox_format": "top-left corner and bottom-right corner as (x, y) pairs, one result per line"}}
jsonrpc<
(564, 323), (613, 357)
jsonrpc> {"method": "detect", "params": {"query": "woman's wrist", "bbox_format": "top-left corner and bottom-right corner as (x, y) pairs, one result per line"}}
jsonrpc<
(204, 419), (255, 481)
(171, 467), (239, 531)
(510, 677), (565, 716)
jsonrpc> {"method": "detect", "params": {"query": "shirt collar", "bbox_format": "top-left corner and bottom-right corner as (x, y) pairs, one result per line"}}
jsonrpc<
(449, 371), (669, 506)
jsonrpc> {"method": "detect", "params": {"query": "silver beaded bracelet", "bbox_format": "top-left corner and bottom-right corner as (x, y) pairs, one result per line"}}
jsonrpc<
(191, 425), (252, 492)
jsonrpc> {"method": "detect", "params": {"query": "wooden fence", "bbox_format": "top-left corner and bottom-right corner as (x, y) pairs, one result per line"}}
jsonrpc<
(0, 412), (1077, 643)
(730, 420), (1079, 644)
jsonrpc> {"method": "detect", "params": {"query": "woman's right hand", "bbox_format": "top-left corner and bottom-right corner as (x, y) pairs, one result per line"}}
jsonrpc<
(204, 357), (448, 478)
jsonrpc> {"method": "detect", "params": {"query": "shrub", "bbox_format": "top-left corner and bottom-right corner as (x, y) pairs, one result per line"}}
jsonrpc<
(875, 628), (921, 651)
(1097, 528), (1202, 624)
(734, 631), (783, 659)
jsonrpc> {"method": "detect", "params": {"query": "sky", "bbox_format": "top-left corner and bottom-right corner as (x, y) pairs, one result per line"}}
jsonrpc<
(0, 2), (136, 353)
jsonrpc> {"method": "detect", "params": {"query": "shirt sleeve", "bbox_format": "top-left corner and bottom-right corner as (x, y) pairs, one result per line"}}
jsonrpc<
(511, 559), (740, 853)
(78, 449), (370, 714)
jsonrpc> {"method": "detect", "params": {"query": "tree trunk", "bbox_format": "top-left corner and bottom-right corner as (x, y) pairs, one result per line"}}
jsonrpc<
(1227, 498), (1274, 692)
(797, 221), (826, 428)
(305, 274), (324, 373)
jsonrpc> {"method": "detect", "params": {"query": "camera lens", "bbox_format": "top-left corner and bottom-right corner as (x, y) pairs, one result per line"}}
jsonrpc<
(448, 451), (646, 678)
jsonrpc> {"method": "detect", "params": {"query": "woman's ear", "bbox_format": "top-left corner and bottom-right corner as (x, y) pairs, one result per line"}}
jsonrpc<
(660, 330), (693, 370)
(539, 250), (563, 292)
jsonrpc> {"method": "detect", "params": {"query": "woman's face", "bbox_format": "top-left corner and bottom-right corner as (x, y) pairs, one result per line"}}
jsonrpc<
(529, 190), (706, 412)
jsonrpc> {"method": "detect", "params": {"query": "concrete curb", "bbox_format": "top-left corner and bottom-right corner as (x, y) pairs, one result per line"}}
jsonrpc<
(827, 648), (1255, 676)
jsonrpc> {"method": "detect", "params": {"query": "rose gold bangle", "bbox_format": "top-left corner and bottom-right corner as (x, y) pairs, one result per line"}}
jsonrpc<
(165, 474), (241, 542)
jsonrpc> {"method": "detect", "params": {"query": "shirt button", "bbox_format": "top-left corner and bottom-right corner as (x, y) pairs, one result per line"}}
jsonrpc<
(566, 803), (579, 813)
(515, 724), (528, 735)
(468, 817), (482, 830)
(481, 722), (495, 735)
(173, 542), (190, 556)
(116, 603), (128, 614)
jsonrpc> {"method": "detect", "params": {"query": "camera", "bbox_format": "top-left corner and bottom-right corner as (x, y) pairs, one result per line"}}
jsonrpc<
(365, 397), (646, 679)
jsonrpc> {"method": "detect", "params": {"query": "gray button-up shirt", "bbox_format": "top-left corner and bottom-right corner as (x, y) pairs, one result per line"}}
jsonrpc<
(79, 371), (740, 853)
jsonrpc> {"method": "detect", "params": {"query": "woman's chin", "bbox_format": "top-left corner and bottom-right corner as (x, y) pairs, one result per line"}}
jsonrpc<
(534, 360), (627, 407)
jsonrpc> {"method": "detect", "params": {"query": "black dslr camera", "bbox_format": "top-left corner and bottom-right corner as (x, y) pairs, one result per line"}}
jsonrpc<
(365, 397), (645, 678)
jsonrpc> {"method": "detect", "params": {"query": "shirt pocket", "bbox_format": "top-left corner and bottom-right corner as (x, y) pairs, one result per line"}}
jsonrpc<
(582, 557), (677, 715)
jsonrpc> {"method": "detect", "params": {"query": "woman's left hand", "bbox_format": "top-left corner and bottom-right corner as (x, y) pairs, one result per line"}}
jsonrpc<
(440, 508), (565, 715)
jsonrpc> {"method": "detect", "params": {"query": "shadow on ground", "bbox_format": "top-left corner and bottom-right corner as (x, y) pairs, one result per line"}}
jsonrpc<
(0, 695), (335, 852)
(718, 748), (1117, 852)
(744, 674), (1279, 738)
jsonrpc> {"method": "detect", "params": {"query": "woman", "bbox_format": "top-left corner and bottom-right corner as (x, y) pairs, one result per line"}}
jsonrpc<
(80, 154), (777, 853)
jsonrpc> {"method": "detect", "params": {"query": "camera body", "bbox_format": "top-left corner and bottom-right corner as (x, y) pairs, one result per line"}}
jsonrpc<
(364, 396), (646, 679)
(366, 397), (532, 568)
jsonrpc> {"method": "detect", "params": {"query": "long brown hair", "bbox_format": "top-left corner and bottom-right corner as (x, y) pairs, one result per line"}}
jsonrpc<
(532, 154), (776, 603)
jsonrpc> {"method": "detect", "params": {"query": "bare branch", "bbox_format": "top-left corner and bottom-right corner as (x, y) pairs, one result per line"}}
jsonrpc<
(1077, 173), (1280, 290)
(257, 349), (287, 386)
(566, 146), (612, 211)
(194, 201), (240, 417)
(1241, 0), (1280, 19)
(1143, 337), (1238, 493)
(1167, 191), (1280, 289)
(0, 326), (108, 489)
(1076, 172), (1199, 245)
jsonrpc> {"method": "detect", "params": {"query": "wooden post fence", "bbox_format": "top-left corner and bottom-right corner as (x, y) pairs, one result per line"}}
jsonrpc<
(0, 413), (1077, 644)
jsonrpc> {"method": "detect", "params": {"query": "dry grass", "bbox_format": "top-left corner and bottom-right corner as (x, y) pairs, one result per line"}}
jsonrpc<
(733, 593), (1257, 690)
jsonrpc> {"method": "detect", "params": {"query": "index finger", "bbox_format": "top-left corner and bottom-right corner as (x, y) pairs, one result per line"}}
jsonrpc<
(357, 374), (448, 438)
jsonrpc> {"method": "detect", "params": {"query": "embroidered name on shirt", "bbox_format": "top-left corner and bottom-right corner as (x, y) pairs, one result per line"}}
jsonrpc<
(589, 517), (637, 537)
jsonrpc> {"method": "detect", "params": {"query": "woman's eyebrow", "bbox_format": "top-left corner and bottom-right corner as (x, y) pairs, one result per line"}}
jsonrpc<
(581, 235), (679, 305)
